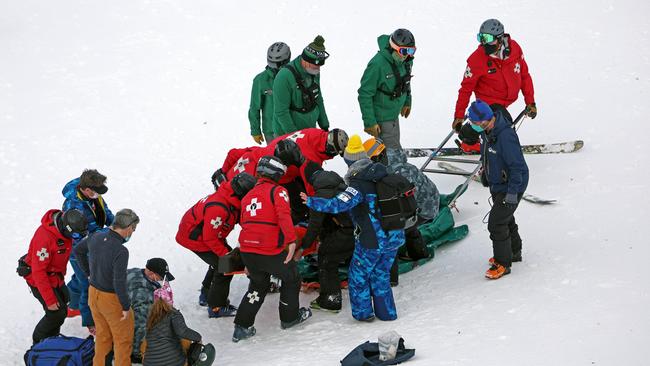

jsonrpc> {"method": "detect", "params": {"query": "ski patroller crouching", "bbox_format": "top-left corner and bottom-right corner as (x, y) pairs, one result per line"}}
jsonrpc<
(468, 100), (529, 279)
(303, 135), (405, 321)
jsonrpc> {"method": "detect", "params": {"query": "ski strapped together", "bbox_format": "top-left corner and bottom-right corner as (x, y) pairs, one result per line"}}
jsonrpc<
(404, 140), (584, 158)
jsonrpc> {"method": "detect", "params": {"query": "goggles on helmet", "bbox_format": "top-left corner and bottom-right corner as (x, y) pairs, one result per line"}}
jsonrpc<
(477, 33), (499, 44)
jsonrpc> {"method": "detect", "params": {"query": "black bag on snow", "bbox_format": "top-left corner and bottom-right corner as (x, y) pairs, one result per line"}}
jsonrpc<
(24, 334), (94, 366)
(340, 338), (415, 366)
(376, 174), (418, 231)
(217, 247), (245, 274)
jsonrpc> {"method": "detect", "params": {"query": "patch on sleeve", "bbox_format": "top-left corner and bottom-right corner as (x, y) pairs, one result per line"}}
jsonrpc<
(345, 187), (358, 195)
(337, 192), (351, 202)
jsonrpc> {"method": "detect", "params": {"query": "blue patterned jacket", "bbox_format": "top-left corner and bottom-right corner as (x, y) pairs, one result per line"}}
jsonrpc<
(306, 159), (405, 250)
(62, 178), (114, 246)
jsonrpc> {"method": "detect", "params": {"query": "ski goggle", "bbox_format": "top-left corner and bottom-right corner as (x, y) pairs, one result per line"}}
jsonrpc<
(395, 45), (416, 56)
(477, 33), (498, 44)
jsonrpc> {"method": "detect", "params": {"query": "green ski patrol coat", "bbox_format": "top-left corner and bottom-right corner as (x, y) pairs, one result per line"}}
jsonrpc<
(248, 67), (277, 138)
(272, 57), (329, 136)
(358, 34), (413, 128)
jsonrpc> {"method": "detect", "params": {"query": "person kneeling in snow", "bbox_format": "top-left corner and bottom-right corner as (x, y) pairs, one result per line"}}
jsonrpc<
(468, 99), (529, 279)
(141, 282), (204, 366)
(126, 257), (174, 363)
(233, 156), (312, 342)
(301, 135), (405, 321)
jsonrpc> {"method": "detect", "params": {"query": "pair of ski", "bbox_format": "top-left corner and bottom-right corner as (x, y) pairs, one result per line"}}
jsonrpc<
(436, 161), (556, 205)
(404, 140), (584, 158)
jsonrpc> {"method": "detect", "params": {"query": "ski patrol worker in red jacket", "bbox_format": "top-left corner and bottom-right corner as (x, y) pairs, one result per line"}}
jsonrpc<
(452, 19), (537, 135)
(176, 172), (257, 318)
(232, 155), (312, 343)
(23, 209), (88, 344)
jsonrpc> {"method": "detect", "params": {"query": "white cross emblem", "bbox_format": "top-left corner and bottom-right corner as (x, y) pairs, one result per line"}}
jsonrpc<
(279, 190), (289, 202)
(247, 291), (260, 304)
(287, 132), (305, 142)
(246, 198), (262, 217)
(464, 66), (473, 78)
(210, 217), (222, 229)
(36, 248), (49, 262)
(234, 157), (250, 173)
(514, 62), (521, 74)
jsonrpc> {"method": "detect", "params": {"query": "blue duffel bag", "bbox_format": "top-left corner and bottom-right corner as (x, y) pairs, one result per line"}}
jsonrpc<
(24, 335), (94, 366)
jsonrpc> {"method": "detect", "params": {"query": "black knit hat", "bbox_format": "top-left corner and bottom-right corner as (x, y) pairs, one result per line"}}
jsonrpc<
(301, 35), (329, 65)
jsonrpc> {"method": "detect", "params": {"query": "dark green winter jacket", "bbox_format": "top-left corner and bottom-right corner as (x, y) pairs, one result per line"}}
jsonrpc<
(358, 34), (413, 128)
(248, 67), (276, 137)
(272, 57), (329, 136)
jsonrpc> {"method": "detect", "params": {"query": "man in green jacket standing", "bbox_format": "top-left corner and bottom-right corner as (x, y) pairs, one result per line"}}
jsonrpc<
(248, 42), (291, 145)
(358, 29), (415, 149)
(272, 35), (330, 136)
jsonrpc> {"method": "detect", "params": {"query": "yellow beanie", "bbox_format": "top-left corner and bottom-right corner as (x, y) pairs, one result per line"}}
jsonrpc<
(344, 134), (367, 162)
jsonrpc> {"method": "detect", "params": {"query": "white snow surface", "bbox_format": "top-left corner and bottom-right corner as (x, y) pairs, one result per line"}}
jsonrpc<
(2, 0), (649, 365)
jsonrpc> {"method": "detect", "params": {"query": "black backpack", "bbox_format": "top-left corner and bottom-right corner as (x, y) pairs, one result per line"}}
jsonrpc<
(375, 174), (418, 231)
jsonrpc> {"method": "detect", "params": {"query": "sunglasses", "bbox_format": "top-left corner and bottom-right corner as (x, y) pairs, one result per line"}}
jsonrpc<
(395, 45), (416, 56)
(477, 33), (499, 44)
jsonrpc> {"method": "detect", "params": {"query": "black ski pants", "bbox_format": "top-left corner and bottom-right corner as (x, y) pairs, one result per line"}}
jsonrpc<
(194, 251), (233, 308)
(30, 285), (69, 344)
(234, 251), (301, 328)
(318, 228), (355, 296)
(488, 192), (523, 268)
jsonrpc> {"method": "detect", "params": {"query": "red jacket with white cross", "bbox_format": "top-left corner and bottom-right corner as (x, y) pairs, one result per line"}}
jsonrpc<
(454, 37), (535, 119)
(175, 181), (240, 256)
(24, 210), (73, 307)
(238, 178), (296, 255)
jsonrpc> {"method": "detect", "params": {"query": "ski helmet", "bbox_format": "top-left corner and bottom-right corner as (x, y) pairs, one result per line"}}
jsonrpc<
(60, 209), (88, 238)
(325, 128), (349, 157)
(230, 172), (257, 199)
(390, 29), (415, 47)
(479, 19), (504, 37)
(267, 42), (291, 69)
(256, 155), (287, 182)
(274, 138), (305, 167)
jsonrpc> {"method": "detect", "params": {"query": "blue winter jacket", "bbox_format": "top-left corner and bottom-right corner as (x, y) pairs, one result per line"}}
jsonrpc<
(481, 110), (529, 194)
(306, 159), (405, 250)
(62, 178), (114, 246)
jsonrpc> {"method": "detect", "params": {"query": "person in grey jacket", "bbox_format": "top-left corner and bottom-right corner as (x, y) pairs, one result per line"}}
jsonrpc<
(126, 258), (175, 363)
(143, 294), (202, 366)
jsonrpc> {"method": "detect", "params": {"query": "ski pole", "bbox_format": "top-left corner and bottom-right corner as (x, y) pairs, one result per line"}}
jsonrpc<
(512, 109), (527, 131)
(418, 130), (455, 172)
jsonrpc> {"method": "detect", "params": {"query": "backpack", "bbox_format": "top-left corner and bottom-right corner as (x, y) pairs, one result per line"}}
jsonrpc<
(376, 174), (418, 231)
(24, 335), (94, 366)
(285, 65), (320, 114)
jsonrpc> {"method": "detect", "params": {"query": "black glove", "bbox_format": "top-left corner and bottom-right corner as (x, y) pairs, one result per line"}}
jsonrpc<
(525, 103), (537, 119)
(458, 123), (480, 145)
(503, 193), (519, 209)
(211, 169), (226, 190)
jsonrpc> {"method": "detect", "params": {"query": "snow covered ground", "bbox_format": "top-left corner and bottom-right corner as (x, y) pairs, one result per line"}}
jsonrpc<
(2, 0), (649, 364)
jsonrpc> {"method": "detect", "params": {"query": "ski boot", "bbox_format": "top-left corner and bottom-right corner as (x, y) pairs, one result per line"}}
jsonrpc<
(198, 288), (208, 307)
(280, 307), (312, 329)
(310, 294), (341, 313)
(208, 303), (238, 318)
(232, 325), (256, 343)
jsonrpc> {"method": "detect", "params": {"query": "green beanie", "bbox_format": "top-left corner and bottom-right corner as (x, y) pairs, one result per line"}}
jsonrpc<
(302, 35), (329, 65)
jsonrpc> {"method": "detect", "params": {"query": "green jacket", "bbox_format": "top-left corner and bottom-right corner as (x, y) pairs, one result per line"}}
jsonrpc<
(358, 34), (413, 127)
(248, 67), (276, 137)
(272, 57), (329, 136)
